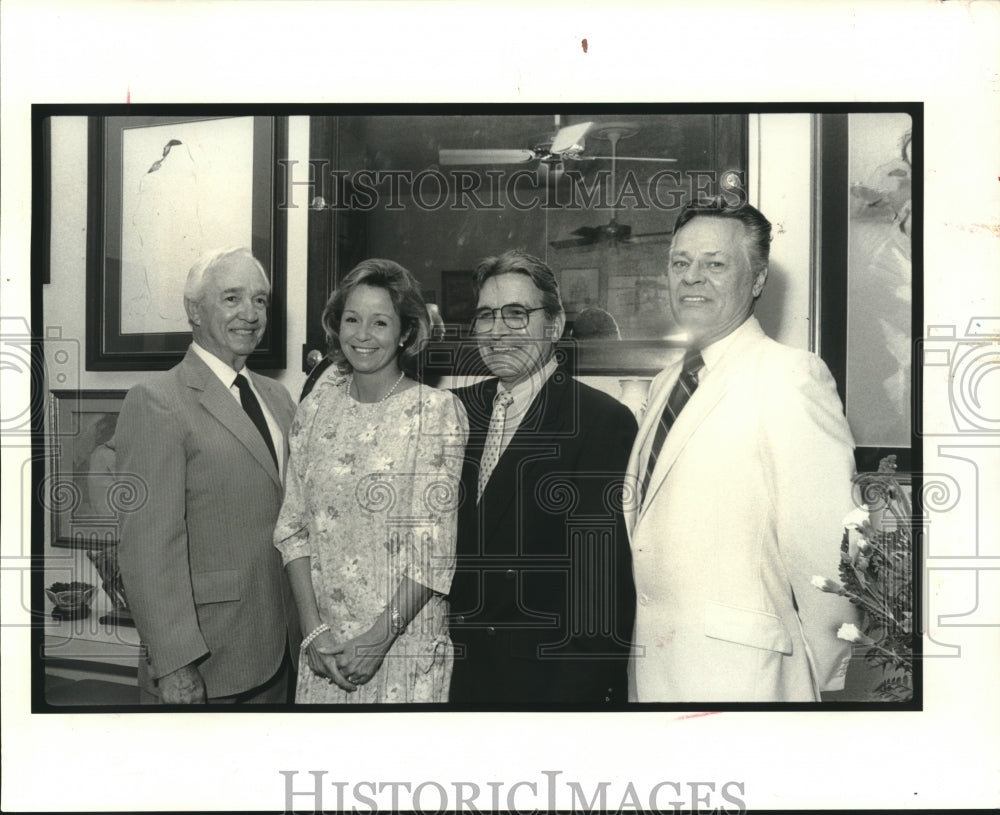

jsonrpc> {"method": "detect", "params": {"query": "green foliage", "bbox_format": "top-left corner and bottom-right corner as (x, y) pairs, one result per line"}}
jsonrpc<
(826, 455), (914, 702)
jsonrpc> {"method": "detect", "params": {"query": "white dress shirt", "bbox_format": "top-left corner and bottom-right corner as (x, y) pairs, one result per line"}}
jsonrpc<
(191, 342), (284, 478)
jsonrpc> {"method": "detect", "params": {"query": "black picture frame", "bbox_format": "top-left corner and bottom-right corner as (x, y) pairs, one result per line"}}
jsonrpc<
(85, 115), (287, 371)
(46, 389), (128, 549)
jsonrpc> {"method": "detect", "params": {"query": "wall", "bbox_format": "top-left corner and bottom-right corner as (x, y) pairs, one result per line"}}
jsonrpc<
(749, 113), (814, 351)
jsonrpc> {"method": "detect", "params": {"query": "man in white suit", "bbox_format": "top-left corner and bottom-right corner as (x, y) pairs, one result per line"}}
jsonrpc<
(627, 202), (858, 702)
(117, 247), (297, 704)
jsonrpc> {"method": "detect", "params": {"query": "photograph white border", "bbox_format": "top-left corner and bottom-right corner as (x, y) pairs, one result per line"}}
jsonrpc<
(3, 1), (999, 812)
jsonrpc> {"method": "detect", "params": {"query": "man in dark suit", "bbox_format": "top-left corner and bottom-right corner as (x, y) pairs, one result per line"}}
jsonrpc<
(116, 247), (298, 704)
(448, 250), (637, 706)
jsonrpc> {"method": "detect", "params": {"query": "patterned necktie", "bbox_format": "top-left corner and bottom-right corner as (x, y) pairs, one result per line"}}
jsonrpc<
(478, 390), (515, 502)
(639, 350), (705, 505)
(233, 373), (279, 470)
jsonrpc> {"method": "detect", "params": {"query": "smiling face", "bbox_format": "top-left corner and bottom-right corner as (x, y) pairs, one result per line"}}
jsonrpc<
(667, 216), (767, 348)
(186, 254), (269, 370)
(475, 272), (564, 388)
(339, 284), (405, 378)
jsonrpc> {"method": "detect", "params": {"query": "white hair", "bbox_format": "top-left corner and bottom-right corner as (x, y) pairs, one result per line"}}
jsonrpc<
(183, 247), (269, 303)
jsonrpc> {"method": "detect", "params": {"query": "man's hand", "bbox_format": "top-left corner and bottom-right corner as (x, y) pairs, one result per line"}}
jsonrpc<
(158, 663), (207, 704)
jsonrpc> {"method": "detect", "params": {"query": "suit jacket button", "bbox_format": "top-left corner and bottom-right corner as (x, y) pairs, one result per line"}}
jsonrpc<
(455, 615), (466, 624)
(486, 626), (496, 636)
(505, 569), (516, 580)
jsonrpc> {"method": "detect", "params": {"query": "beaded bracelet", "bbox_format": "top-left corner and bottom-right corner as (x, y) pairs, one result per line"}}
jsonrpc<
(300, 622), (330, 650)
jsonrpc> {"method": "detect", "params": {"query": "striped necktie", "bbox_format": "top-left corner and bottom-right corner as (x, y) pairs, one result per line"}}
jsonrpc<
(639, 350), (705, 505)
(477, 390), (515, 502)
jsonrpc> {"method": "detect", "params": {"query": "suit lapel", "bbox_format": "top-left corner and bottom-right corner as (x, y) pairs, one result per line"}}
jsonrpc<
(181, 350), (283, 488)
(635, 320), (766, 528)
(480, 374), (568, 547)
(636, 370), (729, 526)
(626, 360), (680, 535)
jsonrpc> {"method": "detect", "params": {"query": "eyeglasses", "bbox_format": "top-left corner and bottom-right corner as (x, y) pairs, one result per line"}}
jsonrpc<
(470, 304), (546, 333)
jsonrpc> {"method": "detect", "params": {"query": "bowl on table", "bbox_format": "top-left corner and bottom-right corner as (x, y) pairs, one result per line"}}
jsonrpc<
(45, 582), (97, 620)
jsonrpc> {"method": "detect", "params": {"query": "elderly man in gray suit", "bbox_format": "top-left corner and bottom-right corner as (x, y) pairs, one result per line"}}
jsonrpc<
(117, 247), (298, 704)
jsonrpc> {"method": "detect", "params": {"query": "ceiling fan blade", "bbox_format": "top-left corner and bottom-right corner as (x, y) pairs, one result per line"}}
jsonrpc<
(584, 155), (678, 163)
(550, 121), (594, 157)
(623, 230), (674, 245)
(549, 236), (595, 250)
(438, 149), (537, 165)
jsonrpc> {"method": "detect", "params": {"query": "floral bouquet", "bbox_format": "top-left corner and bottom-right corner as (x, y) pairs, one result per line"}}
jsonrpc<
(812, 455), (914, 701)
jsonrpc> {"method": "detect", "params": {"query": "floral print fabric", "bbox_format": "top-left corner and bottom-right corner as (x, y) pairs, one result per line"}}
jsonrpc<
(275, 373), (468, 703)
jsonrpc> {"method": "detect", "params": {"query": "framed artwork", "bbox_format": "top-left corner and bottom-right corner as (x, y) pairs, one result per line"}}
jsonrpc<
(46, 390), (132, 549)
(816, 112), (915, 472)
(85, 115), (288, 370)
(302, 113), (747, 375)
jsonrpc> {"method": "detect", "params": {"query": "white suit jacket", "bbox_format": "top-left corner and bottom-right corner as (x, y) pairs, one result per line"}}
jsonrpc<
(627, 317), (858, 702)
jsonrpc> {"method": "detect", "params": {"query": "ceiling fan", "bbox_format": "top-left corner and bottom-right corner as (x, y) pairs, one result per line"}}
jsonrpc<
(548, 122), (676, 250)
(438, 118), (678, 249)
(438, 116), (679, 166)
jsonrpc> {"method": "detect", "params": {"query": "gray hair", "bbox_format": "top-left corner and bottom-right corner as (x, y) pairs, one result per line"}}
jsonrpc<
(471, 250), (564, 319)
(183, 247), (269, 303)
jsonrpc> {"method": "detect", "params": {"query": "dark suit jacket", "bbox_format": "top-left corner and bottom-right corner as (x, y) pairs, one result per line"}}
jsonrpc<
(116, 347), (298, 699)
(448, 371), (637, 706)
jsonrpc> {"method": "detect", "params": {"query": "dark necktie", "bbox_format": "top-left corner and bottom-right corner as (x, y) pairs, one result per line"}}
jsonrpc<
(233, 373), (279, 470)
(639, 350), (705, 505)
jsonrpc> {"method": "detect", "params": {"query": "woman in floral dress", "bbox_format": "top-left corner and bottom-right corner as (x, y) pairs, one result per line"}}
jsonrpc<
(275, 259), (467, 703)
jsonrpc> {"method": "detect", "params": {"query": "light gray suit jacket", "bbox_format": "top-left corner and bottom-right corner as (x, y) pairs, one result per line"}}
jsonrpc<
(627, 317), (858, 702)
(116, 347), (297, 698)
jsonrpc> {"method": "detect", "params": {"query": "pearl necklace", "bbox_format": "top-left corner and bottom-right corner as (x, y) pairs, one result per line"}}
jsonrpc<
(347, 370), (406, 405)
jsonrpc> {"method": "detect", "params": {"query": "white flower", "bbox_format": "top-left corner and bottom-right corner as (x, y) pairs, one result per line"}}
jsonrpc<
(837, 623), (873, 644)
(847, 526), (869, 562)
(811, 575), (844, 593)
(842, 506), (870, 530)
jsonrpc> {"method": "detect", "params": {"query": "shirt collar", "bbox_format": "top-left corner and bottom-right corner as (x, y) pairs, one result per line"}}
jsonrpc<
(191, 342), (242, 389)
(698, 315), (759, 375)
(496, 356), (558, 418)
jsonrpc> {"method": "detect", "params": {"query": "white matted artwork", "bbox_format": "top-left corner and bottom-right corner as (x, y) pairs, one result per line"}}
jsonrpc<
(119, 117), (255, 334)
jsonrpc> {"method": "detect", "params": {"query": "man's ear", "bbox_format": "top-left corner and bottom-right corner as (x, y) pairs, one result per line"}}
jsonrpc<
(751, 266), (768, 298)
(184, 297), (202, 326)
(547, 312), (566, 341)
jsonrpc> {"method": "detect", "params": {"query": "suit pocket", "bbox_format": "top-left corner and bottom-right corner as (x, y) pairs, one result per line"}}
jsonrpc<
(703, 600), (793, 654)
(191, 569), (241, 604)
